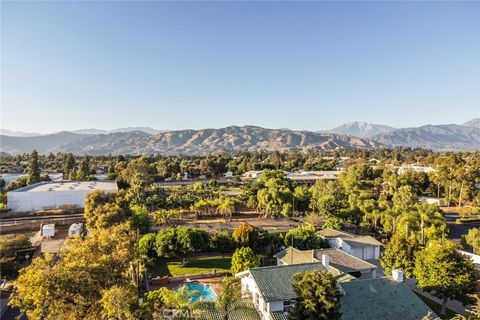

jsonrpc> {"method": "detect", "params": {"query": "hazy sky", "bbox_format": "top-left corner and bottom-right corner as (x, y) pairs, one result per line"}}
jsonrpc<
(1, 1), (479, 133)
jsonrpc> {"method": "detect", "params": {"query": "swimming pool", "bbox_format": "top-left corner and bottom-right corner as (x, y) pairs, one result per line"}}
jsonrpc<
(178, 282), (218, 302)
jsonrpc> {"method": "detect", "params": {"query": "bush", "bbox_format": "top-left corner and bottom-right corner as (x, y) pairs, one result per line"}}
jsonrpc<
(139, 233), (157, 265)
(284, 226), (320, 250)
(231, 247), (260, 274)
(210, 231), (234, 256)
(232, 223), (258, 247)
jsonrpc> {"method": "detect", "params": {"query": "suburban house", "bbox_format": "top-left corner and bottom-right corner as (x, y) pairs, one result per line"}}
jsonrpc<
(317, 228), (382, 260)
(274, 246), (377, 279)
(236, 262), (328, 320)
(236, 262), (436, 320)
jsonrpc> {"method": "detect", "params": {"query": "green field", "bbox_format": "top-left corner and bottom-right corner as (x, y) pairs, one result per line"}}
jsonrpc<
(150, 255), (232, 277)
(414, 293), (459, 319)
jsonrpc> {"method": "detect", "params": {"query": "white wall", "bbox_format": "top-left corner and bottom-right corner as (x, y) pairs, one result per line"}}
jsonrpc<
(240, 274), (270, 320)
(459, 250), (480, 265)
(8, 189), (115, 212)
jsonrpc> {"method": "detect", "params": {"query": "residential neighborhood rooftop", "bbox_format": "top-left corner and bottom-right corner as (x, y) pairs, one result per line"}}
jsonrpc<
(318, 228), (383, 247)
(313, 248), (377, 273)
(246, 263), (327, 302)
(339, 277), (437, 320)
(274, 247), (377, 273)
(10, 181), (118, 193)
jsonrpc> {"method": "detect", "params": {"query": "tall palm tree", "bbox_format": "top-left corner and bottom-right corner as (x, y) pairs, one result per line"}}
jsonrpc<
(218, 198), (236, 221)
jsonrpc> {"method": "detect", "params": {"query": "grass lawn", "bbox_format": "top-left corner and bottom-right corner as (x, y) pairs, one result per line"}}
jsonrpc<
(414, 293), (459, 319)
(150, 255), (232, 277)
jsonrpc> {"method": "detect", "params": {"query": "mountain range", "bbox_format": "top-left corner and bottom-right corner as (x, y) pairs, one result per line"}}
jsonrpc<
(1, 119), (478, 155)
(327, 121), (396, 138)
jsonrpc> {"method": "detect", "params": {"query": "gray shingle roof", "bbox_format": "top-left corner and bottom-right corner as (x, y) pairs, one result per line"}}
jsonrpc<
(273, 247), (315, 264)
(270, 311), (288, 320)
(317, 228), (382, 247)
(313, 248), (377, 273)
(275, 247), (376, 273)
(249, 263), (327, 302)
(340, 278), (437, 320)
(198, 298), (260, 320)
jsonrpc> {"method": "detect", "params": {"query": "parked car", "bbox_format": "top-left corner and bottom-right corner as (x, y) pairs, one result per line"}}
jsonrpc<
(68, 223), (84, 237)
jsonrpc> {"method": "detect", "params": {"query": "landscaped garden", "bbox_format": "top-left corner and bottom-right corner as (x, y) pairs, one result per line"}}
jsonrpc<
(150, 255), (232, 277)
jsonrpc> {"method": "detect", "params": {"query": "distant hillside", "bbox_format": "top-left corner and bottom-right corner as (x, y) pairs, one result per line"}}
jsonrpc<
(2, 122), (479, 155)
(0, 132), (90, 154)
(0, 129), (42, 137)
(463, 118), (480, 129)
(328, 121), (396, 138)
(71, 127), (160, 135)
(371, 124), (480, 151)
(0, 126), (383, 155)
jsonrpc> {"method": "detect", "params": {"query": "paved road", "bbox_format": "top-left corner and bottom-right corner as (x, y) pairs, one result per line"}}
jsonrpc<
(444, 212), (480, 241)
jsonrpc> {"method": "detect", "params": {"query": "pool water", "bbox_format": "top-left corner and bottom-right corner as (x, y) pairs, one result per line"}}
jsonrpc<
(179, 282), (218, 302)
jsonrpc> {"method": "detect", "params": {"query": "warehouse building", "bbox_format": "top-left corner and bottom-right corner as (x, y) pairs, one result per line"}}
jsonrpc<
(7, 181), (118, 212)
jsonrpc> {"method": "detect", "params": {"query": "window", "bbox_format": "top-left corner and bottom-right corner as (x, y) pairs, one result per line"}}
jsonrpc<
(264, 301), (268, 313)
(283, 300), (291, 313)
(255, 293), (259, 306)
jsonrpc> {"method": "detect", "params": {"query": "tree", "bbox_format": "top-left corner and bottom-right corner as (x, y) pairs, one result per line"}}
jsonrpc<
(414, 241), (476, 316)
(464, 228), (480, 255)
(100, 285), (137, 320)
(84, 190), (133, 230)
(310, 180), (348, 218)
(9, 225), (136, 320)
(393, 185), (418, 212)
(27, 150), (40, 185)
(216, 277), (242, 320)
(218, 198), (236, 221)
(210, 231), (233, 257)
(255, 170), (294, 218)
(284, 226), (320, 250)
(323, 217), (344, 230)
(151, 208), (183, 226)
(139, 233), (157, 265)
(76, 155), (91, 180)
(232, 223), (258, 248)
(0, 234), (32, 278)
(379, 234), (419, 279)
(63, 153), (75, 180)
(155, 228), (176, 258)
(230, 247), (260, 275)
(140, 287), (197, 320)
(121, 156), (157, 194)
(289, 270), (341, 320)
(176, 227), (209, 258)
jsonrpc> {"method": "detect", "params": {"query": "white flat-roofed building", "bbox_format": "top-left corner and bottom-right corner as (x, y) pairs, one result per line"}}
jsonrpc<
(7, 181), (118, 212)
(286, 170), (340, 183)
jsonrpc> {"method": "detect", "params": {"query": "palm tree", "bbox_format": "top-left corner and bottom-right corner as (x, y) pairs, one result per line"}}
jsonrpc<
(216, 277), (241, 320)
(218, 198), (236, 221)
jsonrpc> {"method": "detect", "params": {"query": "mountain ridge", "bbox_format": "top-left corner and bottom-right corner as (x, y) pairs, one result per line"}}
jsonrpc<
(327, 121), (396, 138)
(1, 119), (479, 154)
(0, 126), (382, 155)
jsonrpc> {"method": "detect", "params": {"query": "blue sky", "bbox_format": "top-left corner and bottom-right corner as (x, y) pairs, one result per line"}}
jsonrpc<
(1, 1), (479, 133)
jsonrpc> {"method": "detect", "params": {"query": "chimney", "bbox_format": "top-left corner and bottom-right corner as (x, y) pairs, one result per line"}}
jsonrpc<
(392, 269), (404, 282)
(322, 254), (330, 269)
